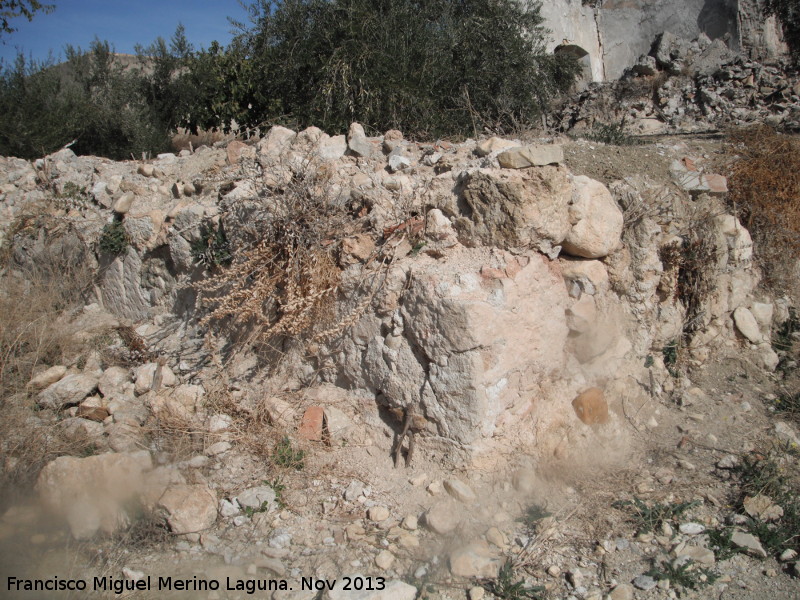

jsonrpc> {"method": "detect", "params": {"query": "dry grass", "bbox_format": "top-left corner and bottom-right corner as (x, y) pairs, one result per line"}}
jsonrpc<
(726, 125), (800, 295)
(145, 405), (204, 462)
(674, 204), (723, 340)
(170, 128), (232, 153)
(0, 215), (97, 493)
(201, 376), (289, 462)
(146, 374), (294, 465)
(195, 164), (381, 352)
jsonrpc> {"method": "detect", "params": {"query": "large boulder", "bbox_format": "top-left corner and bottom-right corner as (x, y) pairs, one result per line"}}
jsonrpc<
(38, 373), (98, 409)
(157, 484), (217, 534)
(562, 176), (623, 259)
(98, 248), (152, 322)
(36, 451), (153, 539)
(340, 247), (569, 444)
(257, 126), (297, 158)
(458, 167), (572, 253)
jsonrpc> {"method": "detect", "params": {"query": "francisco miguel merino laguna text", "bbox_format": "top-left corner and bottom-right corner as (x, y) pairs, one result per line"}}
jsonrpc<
(7, 575), (292, 595)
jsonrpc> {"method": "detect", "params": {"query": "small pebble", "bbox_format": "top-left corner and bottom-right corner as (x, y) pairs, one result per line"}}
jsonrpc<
(375, 550), (394, 570)
(368, 506), (390, 521)
(679, 523), (705, 535)
(633, 575), (657, 591)
(468, 587), (485, 600)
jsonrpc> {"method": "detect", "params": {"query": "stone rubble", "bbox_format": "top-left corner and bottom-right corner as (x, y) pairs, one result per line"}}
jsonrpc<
(0, 78), (798, 598)
(557, 32), (800, 135)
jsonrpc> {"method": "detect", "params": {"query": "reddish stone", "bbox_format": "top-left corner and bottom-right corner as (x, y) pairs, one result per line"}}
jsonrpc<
(298, 406), (324, 441)
(480, 266), (506, 280)
(571, 388), (609, 425)
(704, 173), (728, 194)
(681, 157), (697, 171)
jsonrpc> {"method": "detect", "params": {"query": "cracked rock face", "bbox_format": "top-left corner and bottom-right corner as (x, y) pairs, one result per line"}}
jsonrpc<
(459, 166), (572, 252)
(334, 247), (569, 446)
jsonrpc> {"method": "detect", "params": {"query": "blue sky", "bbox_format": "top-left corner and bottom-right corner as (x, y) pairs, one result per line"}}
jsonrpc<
(0, 0), (251, 65)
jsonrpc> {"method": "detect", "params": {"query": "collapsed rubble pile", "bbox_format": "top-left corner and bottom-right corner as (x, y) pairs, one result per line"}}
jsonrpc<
(1, 120), (799, 597)
(557, 32), (800, 135)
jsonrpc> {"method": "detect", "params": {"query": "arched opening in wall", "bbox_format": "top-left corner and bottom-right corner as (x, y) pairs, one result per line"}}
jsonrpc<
(555, 43), (593, 88)
(698, 0), (738, 47)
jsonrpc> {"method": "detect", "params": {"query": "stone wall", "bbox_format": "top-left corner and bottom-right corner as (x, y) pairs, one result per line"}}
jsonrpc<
(540, 0), (786, 81)
(1, 121), (787, 464)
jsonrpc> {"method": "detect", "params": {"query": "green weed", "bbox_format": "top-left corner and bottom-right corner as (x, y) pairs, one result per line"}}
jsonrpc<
(646, 559), (718, 590)
(584, 121), (638, 146)
(267, 477), (286, 509)
(99, 220), (128, 255)
(243, 500), (271, 518)
(707, 527), (743, 561)
(612, 497), (699, 534)
(191, 222), (232, 268)
(518, 504), (551, 528)
(772, 307), (799, 354)
(729, 452), (800, 557)
(662, 340), (679, 377)
(273, 436), (305, 470)
(486, 562), (543, 600)
(773, 391), (800, 422)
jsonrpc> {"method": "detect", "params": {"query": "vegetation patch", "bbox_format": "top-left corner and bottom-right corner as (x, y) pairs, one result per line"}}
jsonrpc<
(612, 497), (699, 534)
(191, 222), (232, 269)
(707, 526), (744, 561)
(518, 504), (551, 528)
(731, 452), (800, 557)
(98, 220), (129, 256)
(662, 339), (680, 377)
(273, 436), (305, 471)
(646, 559), (718, 590)
(725, 125), (800, 296)
(485, 562), (543, 600)
(0, 1), (580, 159)
(582, 121), (638, 146)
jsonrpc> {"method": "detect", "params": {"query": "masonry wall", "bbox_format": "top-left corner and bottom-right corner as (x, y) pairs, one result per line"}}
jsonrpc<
(539, 0), (784, 82)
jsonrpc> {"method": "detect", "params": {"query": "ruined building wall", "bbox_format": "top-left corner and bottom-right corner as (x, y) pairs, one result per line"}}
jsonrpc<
(539, 0), (786, 82)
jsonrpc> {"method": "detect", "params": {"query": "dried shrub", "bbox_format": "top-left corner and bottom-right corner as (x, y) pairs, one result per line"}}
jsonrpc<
(195, 167), (373, 348)
(202, 372), (310, 464)
(726, 125), (800, 294)
(0, 225), (93, 401)
(146, 405), (202, 462)
(0, 218), (96, 492)
(675, 220), (719, 340)
(657, 203), (722, 350)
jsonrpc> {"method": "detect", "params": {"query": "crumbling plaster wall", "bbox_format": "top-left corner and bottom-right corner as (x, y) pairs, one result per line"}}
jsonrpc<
(539, 0), (606, 81)
(539, 0), (784, 82)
